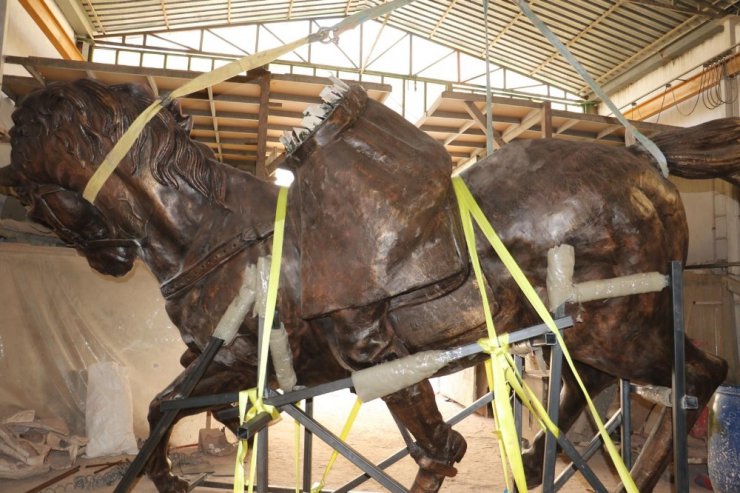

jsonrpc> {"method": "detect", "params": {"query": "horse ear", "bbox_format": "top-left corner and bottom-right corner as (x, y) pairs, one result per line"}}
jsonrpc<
(0, 165), (20, 187)
(165, 99), (193, 135)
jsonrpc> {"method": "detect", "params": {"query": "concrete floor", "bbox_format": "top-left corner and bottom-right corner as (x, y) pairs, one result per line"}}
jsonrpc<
(2, 390), (714, 493)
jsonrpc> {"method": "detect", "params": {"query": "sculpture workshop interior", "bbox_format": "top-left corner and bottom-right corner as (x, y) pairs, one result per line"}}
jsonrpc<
(1, 0), (740, 492)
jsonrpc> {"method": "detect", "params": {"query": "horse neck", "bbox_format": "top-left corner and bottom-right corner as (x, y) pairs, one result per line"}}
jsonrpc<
(137, 162), (280, 286)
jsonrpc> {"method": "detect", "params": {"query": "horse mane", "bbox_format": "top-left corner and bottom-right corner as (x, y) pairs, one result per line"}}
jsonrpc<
(10, 78), (226, 203)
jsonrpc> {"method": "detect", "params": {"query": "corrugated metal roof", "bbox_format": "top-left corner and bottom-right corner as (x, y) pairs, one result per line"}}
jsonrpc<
(68, 0), (739, 96)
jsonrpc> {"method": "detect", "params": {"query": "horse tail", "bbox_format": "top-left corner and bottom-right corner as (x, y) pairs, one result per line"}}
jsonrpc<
(636, 117), (740, 186)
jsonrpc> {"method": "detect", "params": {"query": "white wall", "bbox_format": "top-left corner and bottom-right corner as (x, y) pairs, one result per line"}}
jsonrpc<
(602, 17), (740, 374)
(603, 17), (740, 269)
(2, 0), (69, 77)
(1, 0), (75, 165)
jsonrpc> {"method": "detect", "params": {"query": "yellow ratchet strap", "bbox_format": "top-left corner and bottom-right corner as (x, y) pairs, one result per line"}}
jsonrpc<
(233, 186), (288, 493)
(82, 0), (416, 204)
(452, 177), (638, 493)
(454, 178), (527, 493)
(311, 397), (363, 493)
(233, 388), (280, 493)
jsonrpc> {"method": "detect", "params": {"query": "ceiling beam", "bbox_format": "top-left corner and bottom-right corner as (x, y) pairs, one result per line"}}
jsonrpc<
(18, 0), (83, 60)
(623, 0), (724, 18)
(54, 0), (96, 40)
(463, 100), (505, 149)
(598, 19), (724, 96)
(503, 108), (542, 142)
(530, 1), (626, 79)
(255, 72), (271, 180)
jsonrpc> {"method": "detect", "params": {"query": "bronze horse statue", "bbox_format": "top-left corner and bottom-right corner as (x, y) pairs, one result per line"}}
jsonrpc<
(1, 78), (737, 492)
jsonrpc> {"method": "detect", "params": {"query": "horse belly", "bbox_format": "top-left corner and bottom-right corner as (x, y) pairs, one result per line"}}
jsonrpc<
(388, 269), (490, 352)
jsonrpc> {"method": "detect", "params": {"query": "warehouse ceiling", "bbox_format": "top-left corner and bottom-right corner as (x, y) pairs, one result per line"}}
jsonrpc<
(57, 0), (740, 97)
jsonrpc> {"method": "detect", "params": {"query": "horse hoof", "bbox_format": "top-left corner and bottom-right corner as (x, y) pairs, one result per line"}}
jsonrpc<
(151, 473), (190, 493)
(522, 448), (543, 488)
(410, 469), (446, 493)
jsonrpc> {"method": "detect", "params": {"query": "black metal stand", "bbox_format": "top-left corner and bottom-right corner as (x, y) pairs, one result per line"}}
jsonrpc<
(138, 317), (573, 492)
(538, 260), (696, 492)
(114, 336), (225, 493)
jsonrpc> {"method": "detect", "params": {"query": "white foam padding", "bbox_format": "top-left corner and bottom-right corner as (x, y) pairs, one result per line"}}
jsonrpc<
(351, 350), (451, 402)
(212, 263), (257, 345)
(269, 325), (298, 391)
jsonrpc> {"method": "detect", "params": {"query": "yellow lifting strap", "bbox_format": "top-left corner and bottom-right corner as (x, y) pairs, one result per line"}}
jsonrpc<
(452, 177), (638, 493)
(310, 397), (363, 493)
(233, 186), (288, 493)
(82, 0), (416, 204)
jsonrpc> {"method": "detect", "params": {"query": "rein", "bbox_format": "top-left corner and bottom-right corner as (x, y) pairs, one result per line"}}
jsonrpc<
(31, 185), (140, 251)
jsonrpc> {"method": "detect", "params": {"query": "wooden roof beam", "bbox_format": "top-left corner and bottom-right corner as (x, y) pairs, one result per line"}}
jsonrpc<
(503, 108), (542, 142)
(463, 100), (505, 149)
(255, 72), (271, 180)
(19, 0), (83, 61)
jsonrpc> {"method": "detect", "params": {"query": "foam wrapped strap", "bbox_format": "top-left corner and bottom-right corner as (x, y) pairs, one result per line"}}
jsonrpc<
(573, 273), (669, 303)
(546, 244), (575, 311)
(351, 350), (451, 402)
(546, 244), (668, 310)
(269, 324), (298, 391)
(212, 264), (257, 345)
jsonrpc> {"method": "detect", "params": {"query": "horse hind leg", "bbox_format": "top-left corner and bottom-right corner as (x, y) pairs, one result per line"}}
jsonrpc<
(624, 340), (727, 492)
(521, 361), (615, 488)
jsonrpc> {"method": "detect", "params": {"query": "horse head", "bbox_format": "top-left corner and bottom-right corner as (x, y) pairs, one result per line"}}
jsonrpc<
(5, 79), (225, 278)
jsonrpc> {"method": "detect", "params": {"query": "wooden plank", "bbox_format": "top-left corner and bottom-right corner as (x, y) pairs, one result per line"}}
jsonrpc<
(625, 52), (740, 121)
(596, 124), (622, 140)
(541, 101), (552, 139)
(463, 100), (504, 149)
(207, 86), (223, 162)
(503, 108), (542, 142)
(18, 0), (83, 61)
(444, 120), (476, 146)
(555, 118), (579, 135)
(255, 72), (271, 180)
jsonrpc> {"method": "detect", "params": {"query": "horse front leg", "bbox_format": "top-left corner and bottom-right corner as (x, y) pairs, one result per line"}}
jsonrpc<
(383, 380), (467, 493)
(144, 347), (256, 493)
(322, 303), (466, 493)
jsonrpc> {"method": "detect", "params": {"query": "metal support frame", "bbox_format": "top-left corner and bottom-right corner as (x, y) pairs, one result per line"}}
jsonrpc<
(142, 317), (574, 492)
(539, 260), (694, 492)
(114, 336), (225, 493)
(117, 259), (693, 493)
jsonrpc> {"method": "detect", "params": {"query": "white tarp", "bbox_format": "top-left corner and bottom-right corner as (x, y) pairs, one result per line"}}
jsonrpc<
(0, 243), (188, 440)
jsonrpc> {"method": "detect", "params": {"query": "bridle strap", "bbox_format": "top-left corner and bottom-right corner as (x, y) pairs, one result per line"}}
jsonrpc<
(159, 231), (267, 300)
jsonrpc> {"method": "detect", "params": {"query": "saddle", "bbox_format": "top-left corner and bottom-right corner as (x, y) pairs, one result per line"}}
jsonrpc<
(281, 85), (467, 318)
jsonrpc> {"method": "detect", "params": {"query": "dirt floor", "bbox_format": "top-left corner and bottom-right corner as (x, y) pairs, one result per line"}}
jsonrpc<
(1, 390), (714, 493)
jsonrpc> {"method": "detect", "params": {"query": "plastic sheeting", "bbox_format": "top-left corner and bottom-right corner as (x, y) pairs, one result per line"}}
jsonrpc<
(0, 243), (187, 440)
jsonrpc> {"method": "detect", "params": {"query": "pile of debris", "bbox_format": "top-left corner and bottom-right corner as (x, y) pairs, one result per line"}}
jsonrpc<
(0, 409), (87, 480)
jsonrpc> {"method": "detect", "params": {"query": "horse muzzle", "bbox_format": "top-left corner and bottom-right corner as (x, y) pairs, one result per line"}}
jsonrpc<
(0, 164), (20, 188)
